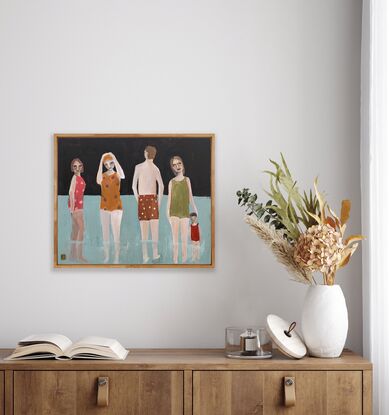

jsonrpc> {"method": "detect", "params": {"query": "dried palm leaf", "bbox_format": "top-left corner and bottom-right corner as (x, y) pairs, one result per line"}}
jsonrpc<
(344, 235), (364, 247)
(245, 216), (314, 285)
(340, 200), (351, 225)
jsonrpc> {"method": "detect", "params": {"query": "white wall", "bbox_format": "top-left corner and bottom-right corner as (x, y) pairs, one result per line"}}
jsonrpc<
(0, 0), (363, 352)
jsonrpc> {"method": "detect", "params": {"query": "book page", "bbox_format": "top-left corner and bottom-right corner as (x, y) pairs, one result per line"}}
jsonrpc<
(72, 336), (117, 348)
(19, 333), (72, 353)
(67, 336), (128, 359)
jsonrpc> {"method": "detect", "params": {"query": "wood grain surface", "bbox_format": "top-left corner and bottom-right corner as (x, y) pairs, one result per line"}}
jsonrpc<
(1, 349), (371, 415)
(0, 371), (3, 415)
(0, 349), (372, 371)
(14, 370), (183, 415)
(14, 371), (77, 415)
(327, 371), (362, 415)
(193, 370), (363, 415)
(184, 370), (193, 415)
(363, 370), (372, 415)
(4, 372), (12, 415)
(194, 370), (265, 415)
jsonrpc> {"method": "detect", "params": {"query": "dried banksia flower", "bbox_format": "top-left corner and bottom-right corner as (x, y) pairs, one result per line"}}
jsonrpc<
(293, 224), (344, 275)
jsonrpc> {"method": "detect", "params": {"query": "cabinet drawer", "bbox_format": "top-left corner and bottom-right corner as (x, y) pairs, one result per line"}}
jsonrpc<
(14, 370), (183, 415)
(193, 370), (362, 415)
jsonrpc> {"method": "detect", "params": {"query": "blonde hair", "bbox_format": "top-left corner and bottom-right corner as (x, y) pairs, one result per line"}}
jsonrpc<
(102, 154), (114, 164)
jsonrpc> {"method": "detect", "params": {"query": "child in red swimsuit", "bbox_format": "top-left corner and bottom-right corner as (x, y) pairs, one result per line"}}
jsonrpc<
(190, 212), (200, 262)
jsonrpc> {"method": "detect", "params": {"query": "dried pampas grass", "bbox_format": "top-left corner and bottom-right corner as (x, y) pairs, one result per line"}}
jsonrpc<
(245, 216), (314, 285)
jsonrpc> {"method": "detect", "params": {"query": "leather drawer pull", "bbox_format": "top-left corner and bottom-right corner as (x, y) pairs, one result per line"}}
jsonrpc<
(284, 376), (296, 407)
(97, 376), (109, 407)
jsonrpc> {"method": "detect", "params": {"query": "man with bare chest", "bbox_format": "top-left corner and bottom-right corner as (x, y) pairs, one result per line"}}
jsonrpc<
(132, 146), (164, 262)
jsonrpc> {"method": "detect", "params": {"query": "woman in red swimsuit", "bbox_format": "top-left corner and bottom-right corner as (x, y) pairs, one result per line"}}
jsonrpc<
(68, 158), (87, 262)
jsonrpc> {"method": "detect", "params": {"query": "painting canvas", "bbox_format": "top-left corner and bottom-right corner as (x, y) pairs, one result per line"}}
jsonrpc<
(54, 134), (214, 268)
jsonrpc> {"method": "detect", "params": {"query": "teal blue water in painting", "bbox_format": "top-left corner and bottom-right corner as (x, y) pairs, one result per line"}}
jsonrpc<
(57, 196), (211, 265)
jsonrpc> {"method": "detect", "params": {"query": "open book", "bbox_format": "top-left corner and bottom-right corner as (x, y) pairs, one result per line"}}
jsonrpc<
(5, 334), (129, 360)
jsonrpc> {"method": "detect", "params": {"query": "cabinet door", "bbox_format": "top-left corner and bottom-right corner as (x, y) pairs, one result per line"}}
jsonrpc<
(193, 370), (362, 415)
(0, 371), (4, 415)
(193, 371), (265, 415)
(14, 370), (183, 415)
(264, 371), (362, 415)
(14, 371), (76, 415)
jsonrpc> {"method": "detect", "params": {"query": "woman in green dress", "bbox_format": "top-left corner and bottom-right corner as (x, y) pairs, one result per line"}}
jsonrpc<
(166, 156), (198, 263)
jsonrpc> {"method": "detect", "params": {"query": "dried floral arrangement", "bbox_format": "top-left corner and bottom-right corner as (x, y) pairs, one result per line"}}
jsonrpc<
(237, 155), (363, 285)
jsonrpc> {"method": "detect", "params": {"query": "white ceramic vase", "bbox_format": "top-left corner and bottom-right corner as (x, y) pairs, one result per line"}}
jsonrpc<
(301, 284), (348, 358)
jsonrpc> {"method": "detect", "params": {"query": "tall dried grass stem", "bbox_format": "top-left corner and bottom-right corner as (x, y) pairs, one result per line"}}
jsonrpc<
(245, 216), (314, 285)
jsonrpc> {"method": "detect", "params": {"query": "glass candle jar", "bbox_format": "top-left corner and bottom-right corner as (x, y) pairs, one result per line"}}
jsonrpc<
(225, 327), (272, 359)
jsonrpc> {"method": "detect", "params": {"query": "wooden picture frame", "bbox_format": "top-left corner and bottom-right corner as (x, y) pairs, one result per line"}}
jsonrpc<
(54, 134), (215, 268)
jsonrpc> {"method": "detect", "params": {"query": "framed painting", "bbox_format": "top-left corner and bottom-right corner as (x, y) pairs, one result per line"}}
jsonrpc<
(54, 134), (215, 268)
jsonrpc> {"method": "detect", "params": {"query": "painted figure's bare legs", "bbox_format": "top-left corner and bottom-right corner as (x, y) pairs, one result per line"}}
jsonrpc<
(140, 220), (150, 263)
(100, 210), (122, 263)
(100, 210), (111, 263)
(75, 243), (86, 263)
(70, 242), (77, 261)
(140, 219), (160, 262)
(111, 210), (123, 264)
(150, 219), (159, 260)
(169, 217), (180, 264)
(192, 241), (200, 262)
(180, 218), (189, 263)
(70, 213), (79, 260)
(169, 217), (189, 263)
(71, 215), (78, 241)
(70, 210), (87, 262)
(74, 210), (87, 263)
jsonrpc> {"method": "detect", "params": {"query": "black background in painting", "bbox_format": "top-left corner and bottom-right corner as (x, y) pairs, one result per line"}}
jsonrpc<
(57, 136), (212, 196)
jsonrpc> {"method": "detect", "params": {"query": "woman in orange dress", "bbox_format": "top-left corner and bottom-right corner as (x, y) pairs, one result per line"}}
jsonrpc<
(68, 158), (87, 262)
(96, 152), (125, 263)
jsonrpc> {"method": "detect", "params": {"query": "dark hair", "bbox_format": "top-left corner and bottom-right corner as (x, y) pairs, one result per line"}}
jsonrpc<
(145, 145), (157, 159)
(170, 156), (185, 175)
(70, 158), (84, 173)
(190, 212), (197, 218)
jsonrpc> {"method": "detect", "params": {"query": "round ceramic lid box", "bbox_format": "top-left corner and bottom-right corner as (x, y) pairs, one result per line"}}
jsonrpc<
(266, 314), (307, 359)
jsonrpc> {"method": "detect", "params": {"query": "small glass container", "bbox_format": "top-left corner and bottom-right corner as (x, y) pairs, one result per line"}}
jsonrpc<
(225, 327), (272, 359)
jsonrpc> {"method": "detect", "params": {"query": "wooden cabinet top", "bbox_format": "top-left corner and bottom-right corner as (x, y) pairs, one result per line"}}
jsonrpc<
(0, 349), (372, 371)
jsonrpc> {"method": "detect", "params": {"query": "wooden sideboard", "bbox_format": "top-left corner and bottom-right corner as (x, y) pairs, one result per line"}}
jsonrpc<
(0, 349), (372, 415)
